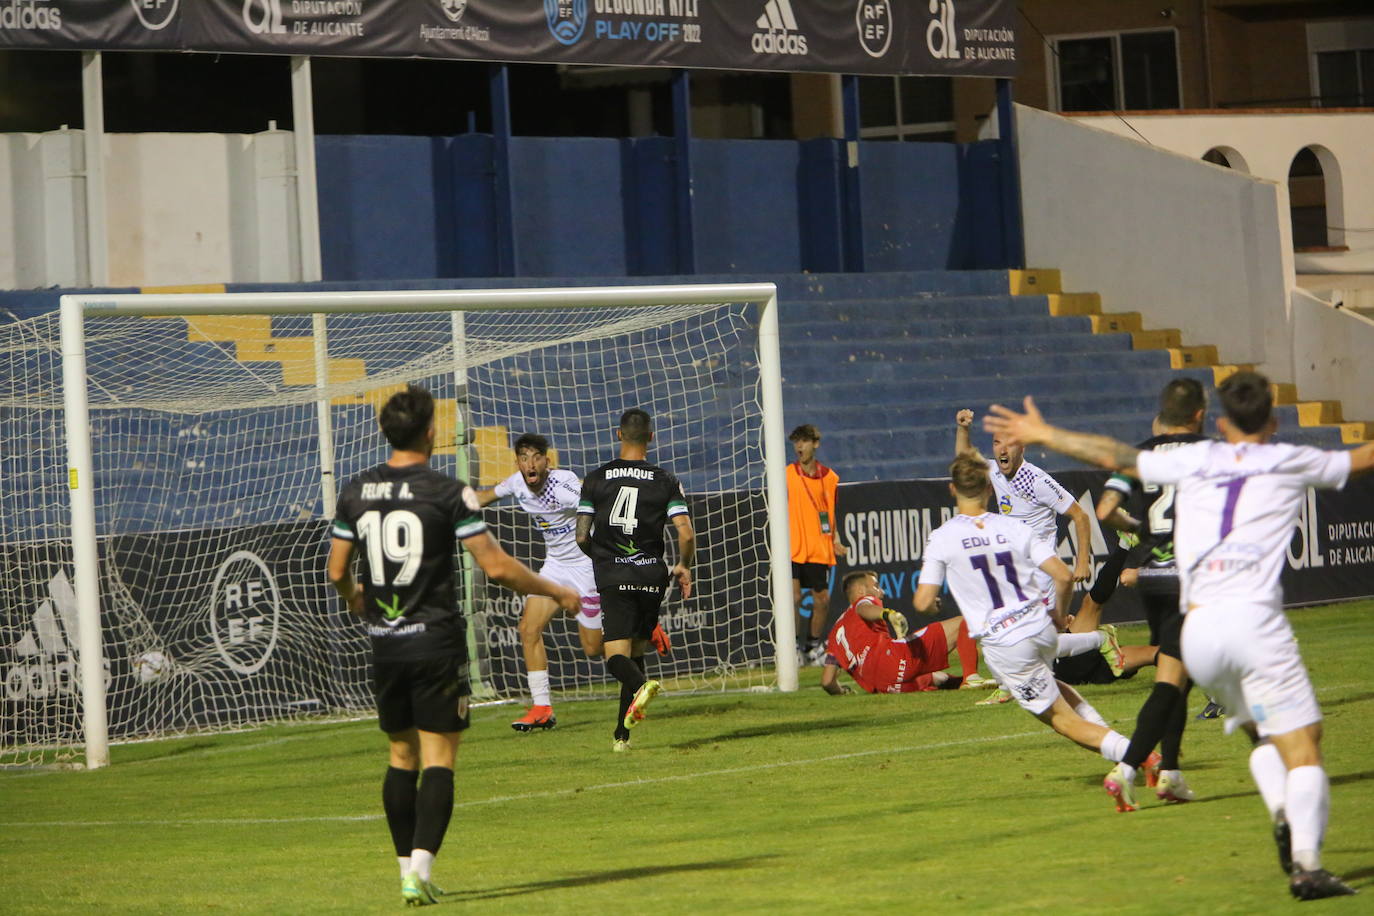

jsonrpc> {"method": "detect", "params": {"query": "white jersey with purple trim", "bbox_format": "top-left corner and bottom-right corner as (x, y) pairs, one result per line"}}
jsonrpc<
(1135, 440), (1351, 610)
(493, 468), (587, 568)
(988, 458), (1074, 543)
(918, 513), (1058, 648)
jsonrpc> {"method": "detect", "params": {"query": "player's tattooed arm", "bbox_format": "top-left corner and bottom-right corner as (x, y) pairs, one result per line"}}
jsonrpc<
(984, 397), (1140, 474)
(575, 513), (594, 555)
(1095, 489), (1142, 533)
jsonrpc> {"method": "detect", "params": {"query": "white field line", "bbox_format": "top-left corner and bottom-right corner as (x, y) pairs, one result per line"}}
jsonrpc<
(0, 728), (1047, 829)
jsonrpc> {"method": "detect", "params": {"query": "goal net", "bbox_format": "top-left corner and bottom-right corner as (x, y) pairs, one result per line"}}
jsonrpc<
(0, 284), (791, 768)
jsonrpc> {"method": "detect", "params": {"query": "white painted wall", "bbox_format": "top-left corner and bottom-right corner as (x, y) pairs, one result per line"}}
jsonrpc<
(1290, 287), (1374, 420)
(0, 129), (302, 289)
(1067, 109), (1374, 273)
(1016, 104), (1294, 376)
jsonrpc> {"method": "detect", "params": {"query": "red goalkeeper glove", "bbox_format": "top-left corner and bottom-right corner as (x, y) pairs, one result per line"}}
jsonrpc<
(651, 624), (671, 655)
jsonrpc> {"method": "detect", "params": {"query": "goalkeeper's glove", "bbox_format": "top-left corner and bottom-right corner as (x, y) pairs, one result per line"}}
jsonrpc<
(651, 624), (671, 655)
(881, 608), (909, 640)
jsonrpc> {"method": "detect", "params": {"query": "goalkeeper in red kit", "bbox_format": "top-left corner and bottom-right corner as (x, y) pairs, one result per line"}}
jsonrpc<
(819, 570), (978, 695)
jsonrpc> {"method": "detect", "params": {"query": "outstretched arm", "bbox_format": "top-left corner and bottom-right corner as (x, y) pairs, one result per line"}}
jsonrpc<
(955, 409), (975, 457)
(1095, 488), (1142, 533)
(984, 397), (1141, 474)
(820, 663), (852, 695)
(1349, 442), (1374, 479)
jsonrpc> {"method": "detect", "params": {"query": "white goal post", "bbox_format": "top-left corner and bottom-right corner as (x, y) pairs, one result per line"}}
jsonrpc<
(52, 283), (796, 770)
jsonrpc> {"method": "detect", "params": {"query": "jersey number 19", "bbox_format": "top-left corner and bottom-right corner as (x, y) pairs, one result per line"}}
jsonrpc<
(356, 509), (424, 586)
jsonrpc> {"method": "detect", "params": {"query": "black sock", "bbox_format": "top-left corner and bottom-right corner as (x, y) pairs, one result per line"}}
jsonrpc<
(615, 680), (635, 742)
(1159, 681), (1192, 770)
(412, 766), (455, 856)
(608, 654), (646, 740)
(382, 766), (419, 857)
(1090, 546), (1131, 604)
(633, 655), (646, 676)
(1123, 681), (1183, 768)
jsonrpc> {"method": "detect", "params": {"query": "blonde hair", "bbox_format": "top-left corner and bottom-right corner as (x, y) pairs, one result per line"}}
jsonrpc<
(950, 450), (990, 498)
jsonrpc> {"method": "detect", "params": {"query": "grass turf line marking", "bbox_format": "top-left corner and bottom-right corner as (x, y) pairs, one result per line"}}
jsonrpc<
(0, 728), (1046, 829)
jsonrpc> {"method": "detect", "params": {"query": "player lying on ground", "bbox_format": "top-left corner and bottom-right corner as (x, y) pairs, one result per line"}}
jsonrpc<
(820, 570), (980, 695)
(576, 408), (694, 753)
(913, 452), (1133, 768)
(985, 371), (1374, 900)
(478, 433), (669, 732)
(328, 385), (579, 907)
(1052, 546), (1157, 687)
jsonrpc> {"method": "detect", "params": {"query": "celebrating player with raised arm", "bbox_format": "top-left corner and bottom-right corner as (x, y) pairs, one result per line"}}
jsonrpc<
(327, 386), (579, 906)
(984, 372), (1374, 900)
(477, 433), (668, 733)
(913, 453), (1132, 766)
(576, 409), (695, 753)
(820, 570), (968, 695)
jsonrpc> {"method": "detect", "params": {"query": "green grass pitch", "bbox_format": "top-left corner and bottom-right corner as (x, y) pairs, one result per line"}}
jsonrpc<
(3, 601), (1371, 914)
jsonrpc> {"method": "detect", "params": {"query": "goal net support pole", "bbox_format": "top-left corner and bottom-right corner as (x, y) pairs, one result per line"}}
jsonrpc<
(59, 283), (797, 769)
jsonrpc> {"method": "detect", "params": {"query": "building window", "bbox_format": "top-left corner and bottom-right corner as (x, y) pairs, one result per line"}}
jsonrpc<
(1315, 49), (1374, 106)
(1051, 29), (1180, 112)
(858, 75), (955, 142)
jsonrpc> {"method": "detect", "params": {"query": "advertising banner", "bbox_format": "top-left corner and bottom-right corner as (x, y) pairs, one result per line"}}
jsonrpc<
(0, 0), (1019, 78)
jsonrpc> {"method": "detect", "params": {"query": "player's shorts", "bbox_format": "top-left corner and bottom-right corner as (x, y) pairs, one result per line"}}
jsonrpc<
(792, 562), (830, 591)
(372, 654), (471, 734)
(600, 584), (667, 642)
(1182, 602), (1321, 738)
(1144, 593), (1183, 660)
(1054, 650), (1139, 685)
(538, 561), (602, 630)
(982, 620), (1061, 715)
(865, 622), (951, 694)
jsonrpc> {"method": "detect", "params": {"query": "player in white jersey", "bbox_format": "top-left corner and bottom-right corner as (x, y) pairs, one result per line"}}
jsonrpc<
(478, 434), (648, 732)
(914, 453), (1132, 768)
(984, 372), (1374, 900)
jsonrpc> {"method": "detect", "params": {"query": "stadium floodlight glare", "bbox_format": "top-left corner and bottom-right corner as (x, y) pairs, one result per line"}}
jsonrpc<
(12, 283), (797, 770)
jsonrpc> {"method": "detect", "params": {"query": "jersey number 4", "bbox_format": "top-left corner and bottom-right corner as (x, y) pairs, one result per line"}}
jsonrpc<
(610, 486), (640, 535)
(356, 509), (423, 586)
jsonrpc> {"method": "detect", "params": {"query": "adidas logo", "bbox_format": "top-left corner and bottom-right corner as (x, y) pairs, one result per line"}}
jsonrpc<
(752, 0), (808, 55)
(4, 570), (107, 701)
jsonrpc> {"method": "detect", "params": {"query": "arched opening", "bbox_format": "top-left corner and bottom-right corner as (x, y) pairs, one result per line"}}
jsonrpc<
(1288, 148), (1325, 249)
(1201, 146), (1249, 172)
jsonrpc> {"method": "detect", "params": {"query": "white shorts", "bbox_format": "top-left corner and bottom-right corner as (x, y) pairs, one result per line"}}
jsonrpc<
(538, 561), (602, 631)
(1181, 602), (1321, 738)
(981, 620), (1062, 716)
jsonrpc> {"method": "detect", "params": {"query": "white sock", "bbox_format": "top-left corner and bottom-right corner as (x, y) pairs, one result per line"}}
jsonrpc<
(528, 669), (551, 708)
(1286, 765), (1329, 872)
(1099, 729), (1130, 762)
(1248, 740), (1288, 820)
(409, 848), (435, 881)
(397, 856), (411, 880)
(1115, 761), (1138, 782)
(1075, 699), (1108, 728)
(1057, 632), (1101, 659)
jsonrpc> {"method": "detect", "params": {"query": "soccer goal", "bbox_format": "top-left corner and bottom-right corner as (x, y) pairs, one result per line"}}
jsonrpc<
(0, 284), (795, 769)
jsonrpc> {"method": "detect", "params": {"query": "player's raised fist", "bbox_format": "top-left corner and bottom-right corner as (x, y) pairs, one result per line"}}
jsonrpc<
(956, 408), (974, 428)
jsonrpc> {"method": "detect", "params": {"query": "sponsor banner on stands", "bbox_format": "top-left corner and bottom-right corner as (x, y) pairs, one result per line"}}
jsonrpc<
(0, 0), (1018, 78)
(833, 471), (1374, 625)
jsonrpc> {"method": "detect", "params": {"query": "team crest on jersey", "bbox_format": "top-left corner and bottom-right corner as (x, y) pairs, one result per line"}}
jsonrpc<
(998, 494), (1013, 515)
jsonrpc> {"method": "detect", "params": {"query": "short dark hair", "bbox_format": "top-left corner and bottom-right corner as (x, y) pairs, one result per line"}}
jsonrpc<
(788, 424), (820, 443)
(842, 569), (877, 596)
(1158, 378), (1206, 429)
(950, 451), (990, 498)
(513, 433), (548, 455)
(379, 385), (434, 451)
(619, 408), (652, 445)
(1218, 370), (1273, 434)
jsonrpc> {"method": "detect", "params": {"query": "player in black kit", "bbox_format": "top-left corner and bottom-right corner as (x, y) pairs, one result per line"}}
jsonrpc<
(576, 408), (695, 752)
(328, 385), (578, 906)
(1098, 378), (1211, 812)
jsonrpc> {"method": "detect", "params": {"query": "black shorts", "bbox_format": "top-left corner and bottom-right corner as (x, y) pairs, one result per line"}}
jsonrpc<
(372, 654), (471, 734)
(601, 585), (667, 642)
(1144, 593), (1183, 660)
(792, 562), (830, 591)
(1054, 652), (1138, 686)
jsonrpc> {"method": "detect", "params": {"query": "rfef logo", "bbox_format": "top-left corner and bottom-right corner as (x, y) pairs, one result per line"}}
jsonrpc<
(545, 0), (587, 45)
(209, 550), (281, 675)
(926, 0), (958, 59)
(857, 0), (891, 58)
(130, 0), (178, 30)
(753, 0), (808, 56)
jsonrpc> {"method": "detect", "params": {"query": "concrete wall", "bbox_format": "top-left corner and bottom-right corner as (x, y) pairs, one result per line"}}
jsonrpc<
(1016, 104), (1293, 375)
(1291, 287), (1374, 420)
(1068, 110), (1374, 272)
(0, 131), (88, 288)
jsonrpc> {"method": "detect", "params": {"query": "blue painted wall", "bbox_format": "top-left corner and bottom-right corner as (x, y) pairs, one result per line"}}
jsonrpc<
(311, 135), (1009, 283)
